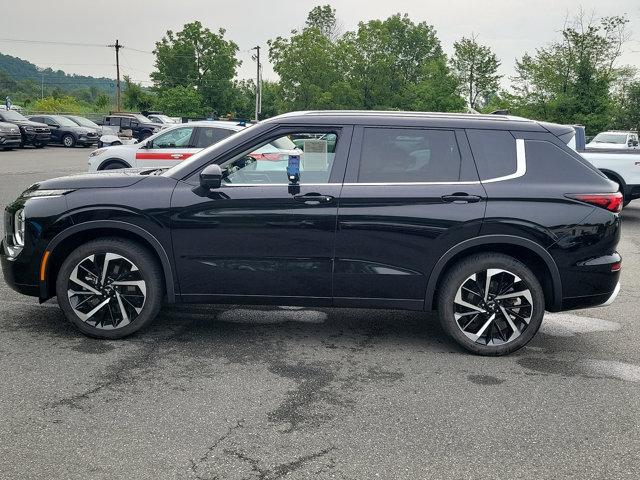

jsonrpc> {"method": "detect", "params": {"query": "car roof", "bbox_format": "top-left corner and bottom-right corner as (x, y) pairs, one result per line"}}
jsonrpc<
(168, 120), (246, 131)
(261, 110), (556, 132)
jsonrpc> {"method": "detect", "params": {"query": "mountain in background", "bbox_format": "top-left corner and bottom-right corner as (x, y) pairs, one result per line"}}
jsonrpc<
(0, 52), (115, 93)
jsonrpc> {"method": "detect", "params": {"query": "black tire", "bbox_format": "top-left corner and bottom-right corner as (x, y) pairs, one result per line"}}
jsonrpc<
(62, 134), (76, 148)
(111, 141), (123, 146)
(55, 238), (163, 339)
(140, 131), (152, 140)
(437, 253), (545, 356)
(100, 159), (130, 170)
(34, 143), (45, 149)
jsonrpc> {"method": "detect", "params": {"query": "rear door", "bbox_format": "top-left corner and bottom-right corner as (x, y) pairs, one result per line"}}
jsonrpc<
(333, 126), (486, 309)
(134, 125), (198, 168)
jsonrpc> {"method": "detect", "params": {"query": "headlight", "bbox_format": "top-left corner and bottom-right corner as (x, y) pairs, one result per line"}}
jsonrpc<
(89, 148), (107, 157)
(22, 189), (73, 198)
(25, 126), (35, 132)
(13, 209), (25, 247)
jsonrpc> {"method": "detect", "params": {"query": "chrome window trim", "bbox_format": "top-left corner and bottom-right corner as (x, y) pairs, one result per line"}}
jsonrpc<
(481, 138), (526, 184)
(222, 139), (526, 187)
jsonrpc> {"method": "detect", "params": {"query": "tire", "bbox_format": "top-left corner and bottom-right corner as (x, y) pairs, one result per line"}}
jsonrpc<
(62, 134), (76, 148)
(35, 143), (45, 149)
(100, 159), (129, 170)
(140, 131), (152, 140)
(55, 238), (163, 339)
(437, 253), (545, 356)
(111, 141), (123, 146)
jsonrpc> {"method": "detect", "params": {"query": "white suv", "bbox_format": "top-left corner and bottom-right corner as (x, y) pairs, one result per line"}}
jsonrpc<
(88, 121), (245, 172)
(587, 131), (639, 150)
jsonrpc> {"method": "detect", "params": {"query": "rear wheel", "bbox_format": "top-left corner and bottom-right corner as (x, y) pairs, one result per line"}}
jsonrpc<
(62, 134), (76, 148)
(55, 238), (163, 339)
(437, 253), (545, 356)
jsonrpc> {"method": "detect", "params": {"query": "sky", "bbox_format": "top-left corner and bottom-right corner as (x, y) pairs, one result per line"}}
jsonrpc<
(1, 0), (640, 89)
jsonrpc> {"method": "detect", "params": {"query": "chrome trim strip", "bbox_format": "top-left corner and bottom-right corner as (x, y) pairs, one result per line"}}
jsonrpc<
(482, 138), (527, 183)
(223, 138), (526, 187)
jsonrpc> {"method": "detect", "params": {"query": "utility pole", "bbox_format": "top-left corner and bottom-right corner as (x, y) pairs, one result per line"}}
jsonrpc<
(108, 39), (123, 111)
(252, 46), (261, 122)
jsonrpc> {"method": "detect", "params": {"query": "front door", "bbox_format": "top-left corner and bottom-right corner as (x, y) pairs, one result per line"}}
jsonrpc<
(135, 125), (200, 168)
(171, 126), (352, 304)
(333, 126), (486, 309)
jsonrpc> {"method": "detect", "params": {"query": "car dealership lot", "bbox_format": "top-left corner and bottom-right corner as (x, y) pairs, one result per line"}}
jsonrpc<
(1, 148), (639, 479)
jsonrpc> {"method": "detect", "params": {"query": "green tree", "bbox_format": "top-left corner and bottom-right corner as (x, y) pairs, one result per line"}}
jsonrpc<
(151, 21), (240, 116)
(153, 85), (203, 118)
(338, 14), (447, 110)
(269, 13), (345, 111)
(406, 59), (466, 112)
(306, 5), (341, 40)
(123, 76), (154, 111)
(451, 35), (501, 109)
(94, 93), (112, 110)
(512, 13), (630, 134)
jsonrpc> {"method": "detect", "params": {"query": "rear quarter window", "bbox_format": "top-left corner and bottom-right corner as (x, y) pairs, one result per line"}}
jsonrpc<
(524, 139), (605, 182)
(466, 129), (517, 180)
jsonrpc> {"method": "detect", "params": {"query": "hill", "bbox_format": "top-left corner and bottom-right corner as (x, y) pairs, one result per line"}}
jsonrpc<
(0, 52), (114, 92)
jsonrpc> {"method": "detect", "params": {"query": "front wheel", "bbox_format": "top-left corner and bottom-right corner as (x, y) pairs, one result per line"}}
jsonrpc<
(55, 238), (163, 339)
(437, 253), (545, 356)
(62, 134), (76, 148)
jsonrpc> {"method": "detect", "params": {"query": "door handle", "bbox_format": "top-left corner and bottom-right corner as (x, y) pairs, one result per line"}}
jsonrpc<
(293, 193), (334, 204)
(441, 193), (482, 204)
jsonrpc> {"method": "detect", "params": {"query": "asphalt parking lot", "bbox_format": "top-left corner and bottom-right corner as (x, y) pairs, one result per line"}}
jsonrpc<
(0, 146), (639, 480)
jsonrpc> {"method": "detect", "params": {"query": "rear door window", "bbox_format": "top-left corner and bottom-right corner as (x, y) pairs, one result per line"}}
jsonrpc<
(357, 128), (461, 183)
(466, 129), (517, 180)
(193, 127), (233, 148)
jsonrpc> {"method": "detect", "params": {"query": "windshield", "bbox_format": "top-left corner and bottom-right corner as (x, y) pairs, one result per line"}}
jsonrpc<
(52, 115), (81, 127)
(68, 116), (99, 128)
(1, 110), (27, 121)
(591, 133), (627, 144)
(154, 115), (174, 123)
(132, 114), (152, 123)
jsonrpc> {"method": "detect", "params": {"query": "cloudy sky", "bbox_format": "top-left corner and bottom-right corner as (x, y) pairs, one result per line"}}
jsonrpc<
(2, 0), (639, 88)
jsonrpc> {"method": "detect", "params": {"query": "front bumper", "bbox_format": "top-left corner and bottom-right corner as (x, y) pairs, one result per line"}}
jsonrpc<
(0, 240), (39, 297)
(77, 135), (99, 145)
(22, 131), (50, 145)
(0, 134), (22, 147)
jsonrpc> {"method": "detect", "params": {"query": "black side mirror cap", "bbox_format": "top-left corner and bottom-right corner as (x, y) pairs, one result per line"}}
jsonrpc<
(200, 164), (223, 189)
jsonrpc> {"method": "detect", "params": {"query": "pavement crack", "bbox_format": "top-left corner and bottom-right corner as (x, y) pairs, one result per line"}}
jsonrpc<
(189, 420), (244, 479)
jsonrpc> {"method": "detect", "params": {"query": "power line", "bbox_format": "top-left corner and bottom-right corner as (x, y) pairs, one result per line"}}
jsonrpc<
(0, 38), (108, 48)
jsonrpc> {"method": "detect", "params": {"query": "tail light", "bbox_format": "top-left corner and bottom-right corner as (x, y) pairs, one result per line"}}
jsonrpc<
(611, 261), (622, 272)
(566, 192), (623, 213)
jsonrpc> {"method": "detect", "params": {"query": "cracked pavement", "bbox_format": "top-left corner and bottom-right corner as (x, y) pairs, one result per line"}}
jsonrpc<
(0, 148), (639, 479)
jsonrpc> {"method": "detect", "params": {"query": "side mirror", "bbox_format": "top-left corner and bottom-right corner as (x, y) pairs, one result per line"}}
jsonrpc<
(628, 140), (634, 147)
(200, 164), (223, 189)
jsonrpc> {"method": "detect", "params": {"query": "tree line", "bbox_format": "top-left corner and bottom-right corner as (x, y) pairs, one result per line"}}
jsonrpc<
(2, 5), (639, 135)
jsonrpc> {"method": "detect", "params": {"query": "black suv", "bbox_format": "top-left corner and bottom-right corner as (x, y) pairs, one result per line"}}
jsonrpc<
(0, 110), (50, 148)
(29, 114), (99, 147)
(102, 113), (162, 141)
(1, 111), (622, 355)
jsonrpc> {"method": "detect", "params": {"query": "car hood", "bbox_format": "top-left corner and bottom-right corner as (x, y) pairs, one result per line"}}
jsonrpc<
(73, 126), (97, 134)
(30, 170), (153, 191)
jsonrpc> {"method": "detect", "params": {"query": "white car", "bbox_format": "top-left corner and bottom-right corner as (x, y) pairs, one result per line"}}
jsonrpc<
(88, 121), (245, 171)
(147, 114), (179, 125)
(587, 131), (639, 150)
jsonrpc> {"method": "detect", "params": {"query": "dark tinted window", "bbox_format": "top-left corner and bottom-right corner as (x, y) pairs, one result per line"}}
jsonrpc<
(524, 140), (602, 182)
(466, 129), (516, 180)
(358, 128), (461, 183)
(193, 127), (233, 148)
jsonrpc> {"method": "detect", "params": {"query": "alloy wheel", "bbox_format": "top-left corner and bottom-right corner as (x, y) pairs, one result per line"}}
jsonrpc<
(63, 136), (74, 147)
(67, 253), (146, 330)
(453, 268), (533, 346)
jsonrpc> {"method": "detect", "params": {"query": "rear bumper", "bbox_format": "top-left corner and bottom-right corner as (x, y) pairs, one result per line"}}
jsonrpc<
(23, 132), (50, 145)
(624, 184), (640, 201)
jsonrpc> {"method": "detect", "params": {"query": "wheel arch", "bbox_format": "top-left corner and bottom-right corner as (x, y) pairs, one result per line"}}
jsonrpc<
(424, 235), (562, 312)
(98, 158), (132, 170)
(41, 220), (176, 302)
